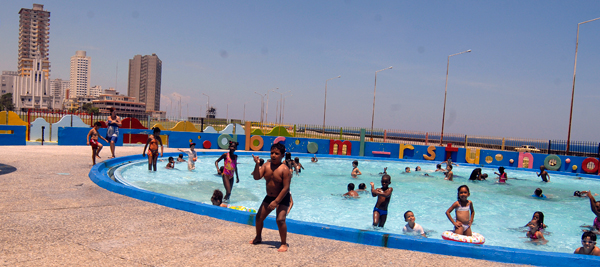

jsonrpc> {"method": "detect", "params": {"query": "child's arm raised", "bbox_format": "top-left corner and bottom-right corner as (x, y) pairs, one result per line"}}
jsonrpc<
(252, 154), (265, 180)
(588, 191), (600, 217)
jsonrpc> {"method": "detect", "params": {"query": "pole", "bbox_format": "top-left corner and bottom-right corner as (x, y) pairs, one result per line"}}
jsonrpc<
(440, 50), (471, 145)
(567, 17), (600, 154)
(371, 67), (392, 141)
(323, 76), (340, 135)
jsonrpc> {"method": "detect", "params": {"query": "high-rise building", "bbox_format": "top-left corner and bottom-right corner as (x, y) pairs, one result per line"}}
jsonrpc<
(70, 50), (91, 97)
(89, 85), (101, 97)
(13, 49), (54, 109)
(1, 71), (18, 95)
(18, 4), (50, 78)
(127, 54), (162, 112)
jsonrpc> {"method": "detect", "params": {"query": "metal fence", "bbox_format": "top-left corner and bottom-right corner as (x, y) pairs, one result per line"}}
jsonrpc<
(5, 109), (600, 157)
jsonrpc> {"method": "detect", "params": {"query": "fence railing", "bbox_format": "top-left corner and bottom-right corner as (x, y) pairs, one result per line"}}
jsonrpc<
(5, 109), (600, 157)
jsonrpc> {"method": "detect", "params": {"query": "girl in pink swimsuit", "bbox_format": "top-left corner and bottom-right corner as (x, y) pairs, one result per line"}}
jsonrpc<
(494, 167), (507, 183)
(215, 141), (239, 202)
(586, 191), (600, 231)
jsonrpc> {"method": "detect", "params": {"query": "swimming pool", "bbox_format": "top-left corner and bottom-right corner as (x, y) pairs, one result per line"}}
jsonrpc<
(114, 153), (600, 254)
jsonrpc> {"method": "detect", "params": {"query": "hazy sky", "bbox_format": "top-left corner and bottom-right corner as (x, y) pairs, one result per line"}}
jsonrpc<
(1, 1), (599, 141)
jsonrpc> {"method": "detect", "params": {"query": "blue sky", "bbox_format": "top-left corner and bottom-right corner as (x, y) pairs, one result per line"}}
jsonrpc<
(1, 1), (599, 141)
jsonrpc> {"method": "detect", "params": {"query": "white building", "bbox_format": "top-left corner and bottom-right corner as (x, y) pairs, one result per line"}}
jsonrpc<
(69, 50), (91, 97)
(89, 85), (101, 97)
(1, 71), (18, 95)
(50, 78), (69, 99)
(13, 49), (58, 109)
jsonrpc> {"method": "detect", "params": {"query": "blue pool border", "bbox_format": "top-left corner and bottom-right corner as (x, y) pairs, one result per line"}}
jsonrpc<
(88, 151), (600, 266)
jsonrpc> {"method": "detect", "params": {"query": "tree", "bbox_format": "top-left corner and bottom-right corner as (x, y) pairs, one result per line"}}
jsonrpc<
(82, 103), (99, 115)
(207, 106), (216, 118)
(0, 93), (14, 111)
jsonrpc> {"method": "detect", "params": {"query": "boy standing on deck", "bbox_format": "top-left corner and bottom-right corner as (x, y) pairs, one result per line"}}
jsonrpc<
(87, 122), (109, 165)
(250, 143), (291, 252)
(370, 174), (393, 228)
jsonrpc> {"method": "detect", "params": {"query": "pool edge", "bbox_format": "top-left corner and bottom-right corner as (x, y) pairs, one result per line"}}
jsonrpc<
(88, 152), (600, 267)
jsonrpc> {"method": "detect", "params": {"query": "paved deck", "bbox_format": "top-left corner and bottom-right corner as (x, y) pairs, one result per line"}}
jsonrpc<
(0, 145), (526, 266)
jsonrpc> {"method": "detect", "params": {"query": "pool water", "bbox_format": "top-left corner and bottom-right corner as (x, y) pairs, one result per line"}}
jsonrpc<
(115, 154), (600, 253)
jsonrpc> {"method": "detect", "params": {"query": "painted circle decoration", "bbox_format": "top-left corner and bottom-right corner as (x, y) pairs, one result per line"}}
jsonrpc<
(198, 135), (201, 139)
(307, 142), (318, 154)
(217, 134), (234, 149)
(495, 154), (503, 161)
(573, 165), (578, 171)
(189, 139), (193, 143)
(509, 159), (514, 164)
(250, 136), (264, 151)
(202, 140), (211, 149)
(485, 156), (493, 164)
(566, 158), (571, 164)
(295, 139), (300, 145)
(543, 155), (562, 171)
(582, 158), (599, 173)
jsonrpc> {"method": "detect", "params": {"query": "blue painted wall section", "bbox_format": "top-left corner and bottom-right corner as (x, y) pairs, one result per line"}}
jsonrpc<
(0, 125), (26, 146)
(89, 152), (600, 267)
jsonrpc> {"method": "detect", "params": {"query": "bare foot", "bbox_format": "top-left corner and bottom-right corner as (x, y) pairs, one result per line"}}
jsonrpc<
(277, 243), (288, 252)
(249, 237), (262, 244)
(96, 155), (102, 159)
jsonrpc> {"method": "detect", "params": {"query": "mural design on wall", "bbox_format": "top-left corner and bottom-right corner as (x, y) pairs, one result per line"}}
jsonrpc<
(582, 158), (599, 174)
(465, 148), (480, 164)
(518, 152), (534, 169)
(423, 146), (436, 160)
(444, 143), (459, 161)
(170, 121), (201, 132)
(307, 142), (318, 154)
(30, 117), (50, 141)
(543, 155), (562, 171)
(399, 144), (414, 159)
(330, 140), (352, 155)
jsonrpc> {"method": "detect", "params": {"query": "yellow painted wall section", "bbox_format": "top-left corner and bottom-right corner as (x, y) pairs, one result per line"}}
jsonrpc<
(423, 146), (436, 160)
(0, 111), (28, 136)
(169, 121), (200, 132)
(465, 148), (481, 164)
(151, 123), (166, 130)
(399, 144), (414, 159)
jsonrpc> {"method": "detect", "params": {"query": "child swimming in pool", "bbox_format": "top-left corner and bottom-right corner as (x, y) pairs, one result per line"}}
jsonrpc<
(370, 174), (393, 228)
(178, 143), (197, 171)
(533, 188), (546, 198)
(379, 167), (388, 175)
(403, 211), (426, 237)
(311, 154), (318, 163)
(351, 160), (362, 178)
(574, 232), (600, 256)
(446, 185), (475, 236)
(435, 164), (444, 172)
(343, 183), (359, 198)
(86, 122), (109, 165)
(215, 141), (239, 202)
(356, 183), (368, 193)
(525, 211), (547, 229)
(177, 153), (185, 162)
(404, 167), (411, 173)
(494, 166), (507, 183)
(294, 157), (304, 175)
(142, 127), (164, 171)
(586, 191), (600, 232)
(166, 157), (175, 169)
(536, 165), (550, 182)
(444, 165), (454, 181)
(250, 143), (292, 252)
(526, 219), (546, 242)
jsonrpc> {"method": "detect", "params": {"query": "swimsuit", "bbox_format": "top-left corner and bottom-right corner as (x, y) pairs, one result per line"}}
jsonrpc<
(89, 138), (98, 149)
(148, 137), (159, 157)
(223, 153), (236, 177)
(106, 120), (119, 143)
(456, 203), (470, 231)
(262, 192), (291, 207)
(499, 172), (507, 183)
(373, 207), (388, 216)
(528, 232), (539, 240)
(594, 217), (600, 230)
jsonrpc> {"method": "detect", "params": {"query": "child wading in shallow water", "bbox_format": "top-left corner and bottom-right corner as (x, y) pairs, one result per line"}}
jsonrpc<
(526, 219), (546, 242)
(87, 122), (109, 165)
(142, 127), (163, 171)
(370, 174), (393, 228)
(446, 185), (475, 236)
(250, 143), (291, 252)
(215, 141), (239, 202)
(351, 160), (362, 178)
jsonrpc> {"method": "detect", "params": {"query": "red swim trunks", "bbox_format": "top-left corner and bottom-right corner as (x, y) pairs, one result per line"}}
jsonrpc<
(90, 139), (99, 149)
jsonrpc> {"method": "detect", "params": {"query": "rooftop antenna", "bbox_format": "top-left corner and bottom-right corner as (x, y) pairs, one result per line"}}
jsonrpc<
(115, 61), (118, 92)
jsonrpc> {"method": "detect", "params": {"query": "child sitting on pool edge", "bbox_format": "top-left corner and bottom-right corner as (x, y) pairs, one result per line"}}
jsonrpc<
(370, 174), (393, 228)
(403, 210), (426, 237)
(446, 185), (475, 236)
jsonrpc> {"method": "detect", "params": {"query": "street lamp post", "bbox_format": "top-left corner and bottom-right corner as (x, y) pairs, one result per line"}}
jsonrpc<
(226, 101), (232, 123)
(370, 66), (393, 140)
(254, 91), (265, 126)
(440, 50), (471, 145)
(283, 93), (292, 123)
(265, 88), (278, 125)
(243, 101), (249, 122)
(567, 17), (600, 154)
(202, 93), (210, 117)
(272, 89), (290, 124)
(323, 75), (341, 135)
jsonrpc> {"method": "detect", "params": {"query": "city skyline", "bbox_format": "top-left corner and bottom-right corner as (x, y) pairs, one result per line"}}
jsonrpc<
(1, 1), (599, 141)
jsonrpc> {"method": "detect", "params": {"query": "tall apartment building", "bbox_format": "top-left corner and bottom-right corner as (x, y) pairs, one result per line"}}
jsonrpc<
(13, 49), (53, 109)
(18, 4), (50, 78)
(127, 54), (162, 112)
(70, 50), (91, 97)
(1, 71), (18, 95)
